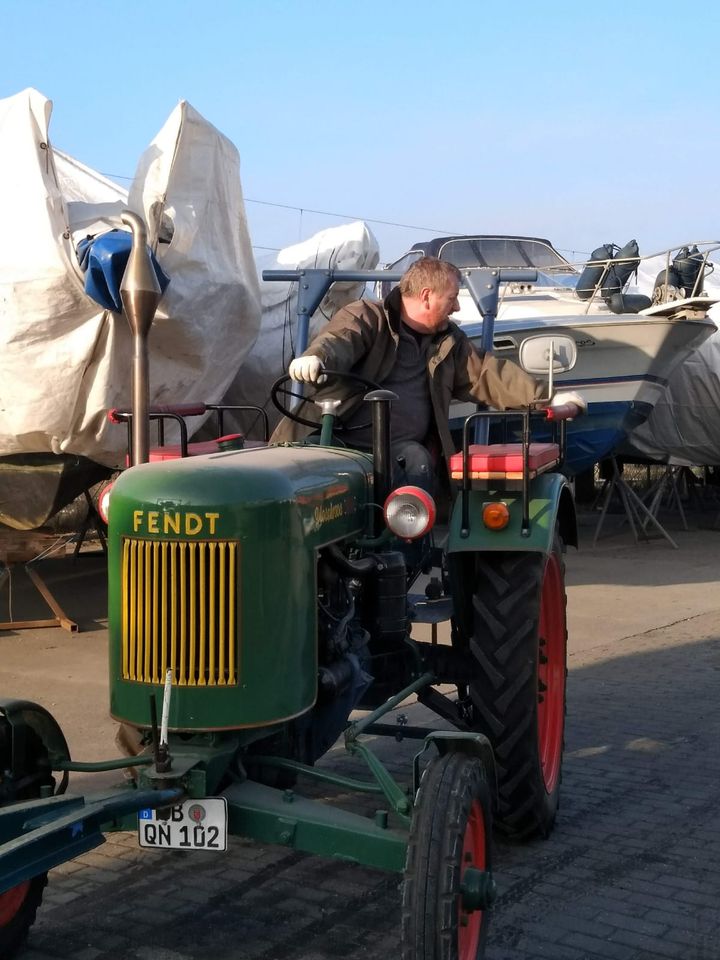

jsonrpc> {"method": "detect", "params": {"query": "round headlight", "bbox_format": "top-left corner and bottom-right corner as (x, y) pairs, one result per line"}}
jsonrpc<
(97, 482), (113, 524)
(383, 486), (436, 540)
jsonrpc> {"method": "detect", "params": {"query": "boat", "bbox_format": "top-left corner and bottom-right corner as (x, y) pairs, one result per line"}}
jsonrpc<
(382, 236), (719, 475)
(0, 89), (261, 530)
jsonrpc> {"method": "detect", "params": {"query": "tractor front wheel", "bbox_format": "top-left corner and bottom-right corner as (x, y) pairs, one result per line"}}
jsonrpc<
(0, 875), (47, 958)
(402, 752), (494, 960)
(468, 535), (567, 840)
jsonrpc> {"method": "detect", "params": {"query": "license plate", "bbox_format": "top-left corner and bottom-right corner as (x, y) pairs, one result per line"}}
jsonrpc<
(138, 798), (228, 851)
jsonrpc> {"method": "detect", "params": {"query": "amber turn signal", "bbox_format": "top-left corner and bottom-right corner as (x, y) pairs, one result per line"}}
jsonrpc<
(482, 501), (510, 530)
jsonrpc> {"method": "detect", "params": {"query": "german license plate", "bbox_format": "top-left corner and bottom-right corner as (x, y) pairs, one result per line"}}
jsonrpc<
(138, 798), (227, 851)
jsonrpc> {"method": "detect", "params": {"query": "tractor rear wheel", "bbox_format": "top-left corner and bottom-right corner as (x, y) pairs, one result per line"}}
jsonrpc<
(0, 876), (48, 959)
(467, 535), (567, 840)
(402, 752), (494, 960)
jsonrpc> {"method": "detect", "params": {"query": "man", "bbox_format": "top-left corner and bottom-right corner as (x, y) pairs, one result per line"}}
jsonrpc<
(271, 257), (582, 491)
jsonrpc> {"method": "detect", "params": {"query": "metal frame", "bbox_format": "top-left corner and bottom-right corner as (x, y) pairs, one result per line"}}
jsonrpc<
(0, 563), (77, 633)
(458, 409), (567, 538)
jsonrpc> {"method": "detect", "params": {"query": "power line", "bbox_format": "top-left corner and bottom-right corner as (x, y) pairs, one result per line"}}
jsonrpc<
(97, 171), (460, 236)
(97, 171), (586, 259)
(244, 197), (460, 236)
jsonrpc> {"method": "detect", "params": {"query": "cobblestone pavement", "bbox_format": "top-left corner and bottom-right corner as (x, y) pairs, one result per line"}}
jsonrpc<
(10, 536), (720, 960)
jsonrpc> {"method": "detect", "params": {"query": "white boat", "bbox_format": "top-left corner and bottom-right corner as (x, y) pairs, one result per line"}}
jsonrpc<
(384, 236), (719, 474)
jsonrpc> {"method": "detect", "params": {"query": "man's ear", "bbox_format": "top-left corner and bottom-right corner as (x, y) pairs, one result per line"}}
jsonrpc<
(420, 286), (432, 308)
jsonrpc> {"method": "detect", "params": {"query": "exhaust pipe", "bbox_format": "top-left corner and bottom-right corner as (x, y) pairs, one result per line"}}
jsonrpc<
(365, 389), (397, 536)
(119, 211), (162, 466)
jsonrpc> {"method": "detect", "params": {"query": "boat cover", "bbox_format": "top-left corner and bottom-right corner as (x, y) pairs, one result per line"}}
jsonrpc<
(626, 304), (720, 464)
(213, 220), (380, 435)
(625, 256), (720, 464)
(0, 88), (261, 469)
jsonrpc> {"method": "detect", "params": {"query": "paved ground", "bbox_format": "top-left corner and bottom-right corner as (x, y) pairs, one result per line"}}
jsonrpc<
(3, 506), (720, 960)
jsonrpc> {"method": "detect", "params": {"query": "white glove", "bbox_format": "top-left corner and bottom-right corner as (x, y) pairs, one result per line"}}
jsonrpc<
(289, 355), (326, 384)
(551, 390), (587, 414)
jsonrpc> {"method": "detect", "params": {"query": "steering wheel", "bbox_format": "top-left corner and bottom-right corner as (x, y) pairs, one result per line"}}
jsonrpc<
(270, 369), (383, 431)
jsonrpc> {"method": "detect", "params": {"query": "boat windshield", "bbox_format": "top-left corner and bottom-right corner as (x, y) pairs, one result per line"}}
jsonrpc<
(434, 237), (576, 274)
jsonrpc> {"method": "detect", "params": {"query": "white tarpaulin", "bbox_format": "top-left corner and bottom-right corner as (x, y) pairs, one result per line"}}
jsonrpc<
(215, 220), (379, 435)
(627, 255), (720, 464)
(0, 88), (261, 468)
(627, 305), (720, 464)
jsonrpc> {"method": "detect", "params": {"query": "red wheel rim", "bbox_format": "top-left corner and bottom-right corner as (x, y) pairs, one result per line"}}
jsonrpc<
(0, 881), (29, 927)
(537, 551), (565, 793)
(458, 799), (486, 959)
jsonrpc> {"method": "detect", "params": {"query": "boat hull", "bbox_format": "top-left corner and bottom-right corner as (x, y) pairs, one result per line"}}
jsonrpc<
(451, 312), (716, 475)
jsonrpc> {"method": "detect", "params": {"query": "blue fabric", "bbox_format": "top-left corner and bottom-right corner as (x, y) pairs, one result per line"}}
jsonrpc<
(76, 230), (170, 312)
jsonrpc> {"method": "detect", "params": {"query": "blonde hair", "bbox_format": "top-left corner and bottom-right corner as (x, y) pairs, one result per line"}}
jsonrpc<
(399, 257), (461, 297)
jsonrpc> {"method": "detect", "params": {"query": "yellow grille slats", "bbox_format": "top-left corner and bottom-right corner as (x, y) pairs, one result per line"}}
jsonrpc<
(189, 544), (197, 683)
(218, 543), (226, 685)
(152, 541), (159, 683)
(120, 537), (238, 687)
(199, 547), (206, 685)
(208, 543), (216, 682)
(129, 539), (137, 680)
(179, 542), (187, 686)
(122, 539), (130, 678)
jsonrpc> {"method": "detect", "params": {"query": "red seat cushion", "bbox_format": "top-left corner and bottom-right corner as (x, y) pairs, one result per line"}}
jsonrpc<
(449, 442), (560, 480)
(148, 441), (221, 462)
(122, 434), (248, 465)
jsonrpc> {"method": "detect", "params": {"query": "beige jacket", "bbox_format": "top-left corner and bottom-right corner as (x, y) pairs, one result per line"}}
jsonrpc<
(271, 288), (544, 463)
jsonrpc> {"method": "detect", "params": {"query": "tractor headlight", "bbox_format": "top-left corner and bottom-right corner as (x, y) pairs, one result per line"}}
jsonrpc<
(97, 482), (114, 524)
(383, 486), (436, 540)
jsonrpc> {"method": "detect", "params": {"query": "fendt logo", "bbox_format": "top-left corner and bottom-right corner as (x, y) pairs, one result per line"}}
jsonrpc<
(132, 510), (221, 536)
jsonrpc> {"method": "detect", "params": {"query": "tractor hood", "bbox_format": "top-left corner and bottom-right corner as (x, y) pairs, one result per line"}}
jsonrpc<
(109, 443), (373, 546)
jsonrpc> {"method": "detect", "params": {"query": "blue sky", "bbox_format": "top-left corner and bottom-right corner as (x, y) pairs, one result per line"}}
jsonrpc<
(2, 0), (719, 263)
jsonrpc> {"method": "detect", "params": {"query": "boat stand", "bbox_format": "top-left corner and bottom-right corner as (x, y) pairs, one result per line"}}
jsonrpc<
(641, 466), (689, 532)
(592, 458), (679, 549)
(0, 562), (78, 633)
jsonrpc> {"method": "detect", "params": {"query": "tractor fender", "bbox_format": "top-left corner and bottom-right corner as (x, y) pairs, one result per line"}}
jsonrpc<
(0, 698), (71, 794)
(446, 472), (578, 554)
(423, 730), (498, 807)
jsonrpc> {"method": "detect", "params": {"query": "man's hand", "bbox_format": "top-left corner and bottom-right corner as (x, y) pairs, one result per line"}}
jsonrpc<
(550, 390), (587, 416)
(289, 356), (326, 384)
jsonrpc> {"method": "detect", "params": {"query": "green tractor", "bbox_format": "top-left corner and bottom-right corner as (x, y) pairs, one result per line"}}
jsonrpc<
(0, 224), (579, 960)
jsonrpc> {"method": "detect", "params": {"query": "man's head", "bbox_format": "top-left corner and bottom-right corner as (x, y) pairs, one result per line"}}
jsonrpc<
(398, 257), (461, 334)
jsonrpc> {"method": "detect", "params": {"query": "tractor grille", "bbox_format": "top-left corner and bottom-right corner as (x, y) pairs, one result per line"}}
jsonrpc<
(121, 537), (239, 686)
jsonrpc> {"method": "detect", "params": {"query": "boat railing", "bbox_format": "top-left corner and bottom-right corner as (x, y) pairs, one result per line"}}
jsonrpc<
(380, 238), (720, 320)
(485, 240), (720, 317)
(568, 240), (720, 314)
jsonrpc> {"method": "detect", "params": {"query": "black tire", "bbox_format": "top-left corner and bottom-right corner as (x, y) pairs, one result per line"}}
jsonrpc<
(402, 752), (494, 960)
(0, 874), (48, 958)
(0, 708), (62, 956)
(467, 534), (567, 840)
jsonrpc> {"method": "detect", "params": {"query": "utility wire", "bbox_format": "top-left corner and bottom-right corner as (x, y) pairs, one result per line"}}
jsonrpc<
(98, 171), (585, 258)
(244, 197), (459, 236)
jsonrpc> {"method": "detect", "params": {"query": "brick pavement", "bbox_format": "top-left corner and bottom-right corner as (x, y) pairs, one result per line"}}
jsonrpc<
(10, 540), (720, 960)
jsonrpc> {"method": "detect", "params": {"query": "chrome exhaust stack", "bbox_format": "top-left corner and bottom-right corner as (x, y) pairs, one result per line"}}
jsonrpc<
(119, 211), (162, 466)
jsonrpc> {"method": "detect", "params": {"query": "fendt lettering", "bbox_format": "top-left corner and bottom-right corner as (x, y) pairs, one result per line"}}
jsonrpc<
(132, 510), (221, 536)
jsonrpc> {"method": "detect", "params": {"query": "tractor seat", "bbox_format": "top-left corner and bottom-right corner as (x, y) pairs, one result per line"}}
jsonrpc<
(449, 442), (560, 482)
